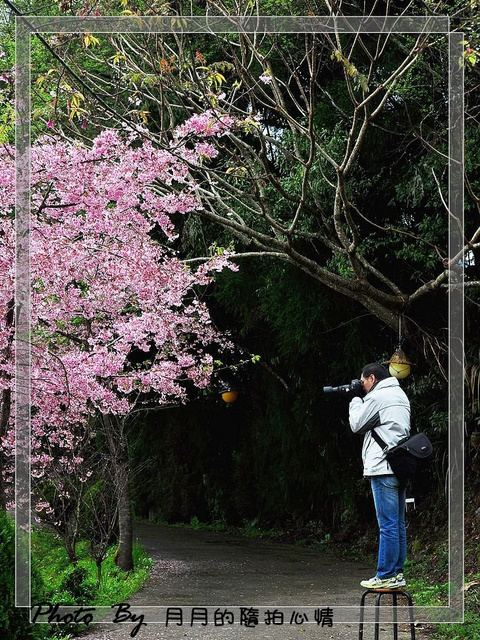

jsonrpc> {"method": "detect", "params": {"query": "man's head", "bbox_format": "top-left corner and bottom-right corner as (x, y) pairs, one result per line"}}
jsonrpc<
(360, 363), (390, 393)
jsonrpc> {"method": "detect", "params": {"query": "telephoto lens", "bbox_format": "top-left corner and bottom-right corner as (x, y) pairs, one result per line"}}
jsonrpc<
(323, 379), (363, 398)
(323, 384), (352, 396)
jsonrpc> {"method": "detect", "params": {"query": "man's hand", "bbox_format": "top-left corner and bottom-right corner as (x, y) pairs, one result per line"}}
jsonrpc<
(346, 379), (364, 400)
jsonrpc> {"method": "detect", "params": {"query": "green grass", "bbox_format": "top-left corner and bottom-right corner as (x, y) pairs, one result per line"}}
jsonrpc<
(406, 580), (480, 640)
(159, 514), (330, 543)
(406, 577), (449, 607)
(95, 545), (152, 605)
(31, 529), (152, 607)
(30, 529), (153, 638)
(429, 581), (480, 640)
(402, 547), (480, 639)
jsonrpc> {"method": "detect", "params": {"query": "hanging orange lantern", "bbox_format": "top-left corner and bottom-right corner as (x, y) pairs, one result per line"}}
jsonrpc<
(221, 389), (239, 403)
(218, 378), (239, 403)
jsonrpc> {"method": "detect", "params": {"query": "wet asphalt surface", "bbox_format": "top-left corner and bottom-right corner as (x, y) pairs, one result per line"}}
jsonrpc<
(75, 522), (430, 640)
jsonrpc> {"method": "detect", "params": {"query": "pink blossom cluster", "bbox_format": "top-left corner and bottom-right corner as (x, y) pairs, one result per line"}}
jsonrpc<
(259, 71), (273, 85)
(30, 129), (201, 240)
(175, 110), (236, 139)
(0, 146), (14, 422)
(196, 252), (239, 284)
(0, 125), (237, 507)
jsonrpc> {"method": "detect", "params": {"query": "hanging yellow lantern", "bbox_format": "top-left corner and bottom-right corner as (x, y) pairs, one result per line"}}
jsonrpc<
(384, 349), (413, 379)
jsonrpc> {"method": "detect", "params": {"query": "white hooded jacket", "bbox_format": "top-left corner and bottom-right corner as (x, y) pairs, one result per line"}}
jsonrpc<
(349, 376), (411, 476)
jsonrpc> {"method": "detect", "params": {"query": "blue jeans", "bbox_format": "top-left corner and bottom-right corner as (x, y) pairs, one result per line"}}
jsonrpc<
(370, 475), (407, 579)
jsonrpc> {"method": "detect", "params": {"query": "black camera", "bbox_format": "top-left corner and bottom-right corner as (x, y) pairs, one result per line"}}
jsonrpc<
(323, 379), (363, 398)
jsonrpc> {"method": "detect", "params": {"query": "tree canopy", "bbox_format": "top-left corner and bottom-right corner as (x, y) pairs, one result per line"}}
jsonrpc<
(3, 0), (476, 367)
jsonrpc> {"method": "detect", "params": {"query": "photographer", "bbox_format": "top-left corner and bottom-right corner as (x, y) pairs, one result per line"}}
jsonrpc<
(349, 363), (411, 590)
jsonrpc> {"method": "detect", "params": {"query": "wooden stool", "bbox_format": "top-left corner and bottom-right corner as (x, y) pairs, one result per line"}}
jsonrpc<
(358, 588), (415, 640)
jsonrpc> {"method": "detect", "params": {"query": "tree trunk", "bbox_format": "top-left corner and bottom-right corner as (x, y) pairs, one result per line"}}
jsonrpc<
(64, 533), (78, 565)
(114, 459), (134, 572)
(96, 558), (103, 588)
(103, 414), (134, 572)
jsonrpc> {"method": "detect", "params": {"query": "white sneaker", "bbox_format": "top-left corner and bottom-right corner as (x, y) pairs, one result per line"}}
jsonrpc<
(360, 575), (398, 589)
(394, 572), (407, 587)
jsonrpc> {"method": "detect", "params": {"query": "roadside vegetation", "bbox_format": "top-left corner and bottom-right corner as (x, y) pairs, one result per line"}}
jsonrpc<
(1, 509), (152, 639)
(31, 528), (152, 608)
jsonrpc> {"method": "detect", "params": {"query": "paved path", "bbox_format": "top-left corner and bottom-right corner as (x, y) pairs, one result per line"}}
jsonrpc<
(77, 522), (429, 640)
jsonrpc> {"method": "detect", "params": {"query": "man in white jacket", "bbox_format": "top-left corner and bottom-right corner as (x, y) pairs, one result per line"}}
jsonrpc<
(349, 363), (411, 590)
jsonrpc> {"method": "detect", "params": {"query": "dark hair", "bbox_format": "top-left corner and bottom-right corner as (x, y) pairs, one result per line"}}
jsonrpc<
(362, 363), (390, 381)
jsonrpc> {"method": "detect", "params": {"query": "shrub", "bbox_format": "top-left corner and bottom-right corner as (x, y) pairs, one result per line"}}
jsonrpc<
(0, 510), (46, 639)
(58, 566), (97, 604)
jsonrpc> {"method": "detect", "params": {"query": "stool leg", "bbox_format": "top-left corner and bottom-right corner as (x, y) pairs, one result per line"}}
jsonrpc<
(358, 591), (368, 640)
(374, 592), (382, 640)
(404, 591), (416, 640)
(358, 588), (416, 640)
(392, 592), (398, 640)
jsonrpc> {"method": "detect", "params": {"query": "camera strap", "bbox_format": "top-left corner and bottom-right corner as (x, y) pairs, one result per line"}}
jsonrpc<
(370, 429), (389, 454)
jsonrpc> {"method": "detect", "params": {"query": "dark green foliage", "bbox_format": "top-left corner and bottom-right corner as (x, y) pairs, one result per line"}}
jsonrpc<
(0, 510), (46, 640)
(31, 528), (152, 608)
(59, 566), (97, 604)
(130, 258), (448, 539)
(208, 262), (383, 532)
(130, 402), (243, 524)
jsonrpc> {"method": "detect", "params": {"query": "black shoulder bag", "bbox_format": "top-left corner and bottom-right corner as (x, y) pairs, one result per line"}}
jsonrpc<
(370, 430), (434, 488)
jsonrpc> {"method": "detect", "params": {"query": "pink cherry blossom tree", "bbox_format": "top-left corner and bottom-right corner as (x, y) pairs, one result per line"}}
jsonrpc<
(0, 159), (14, 511)
(0, 119), (237, 569)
